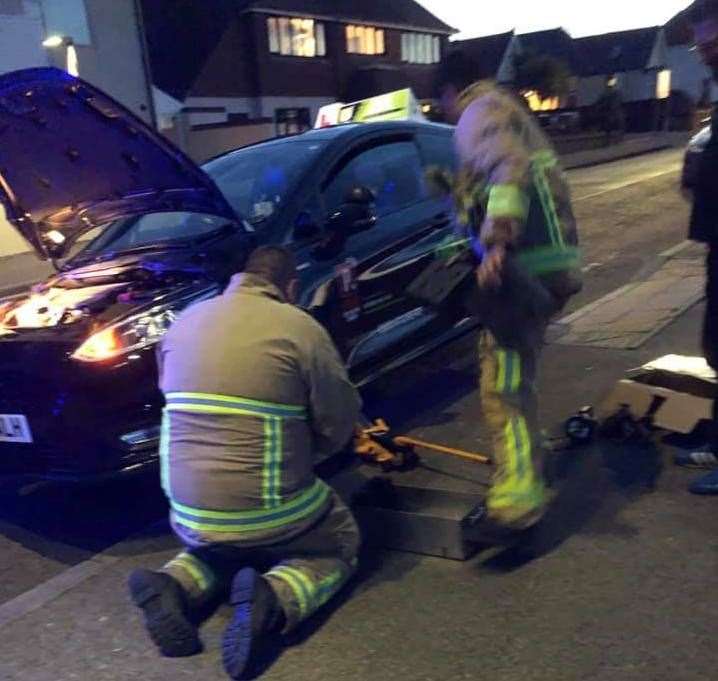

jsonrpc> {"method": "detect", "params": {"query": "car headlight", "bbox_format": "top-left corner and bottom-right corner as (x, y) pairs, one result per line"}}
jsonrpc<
(71, 286), (220, 362)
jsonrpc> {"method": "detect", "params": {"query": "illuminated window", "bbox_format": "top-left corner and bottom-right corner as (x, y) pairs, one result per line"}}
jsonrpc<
(523, 90), (560, 112)
(346, 25), (385, 55)
(656, 69), (671, 100)
(402, 33), (441, 64)
(267, 17), (326, 57)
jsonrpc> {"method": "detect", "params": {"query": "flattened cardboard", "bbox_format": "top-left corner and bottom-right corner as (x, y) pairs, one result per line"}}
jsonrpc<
(600, 355), (716, 434)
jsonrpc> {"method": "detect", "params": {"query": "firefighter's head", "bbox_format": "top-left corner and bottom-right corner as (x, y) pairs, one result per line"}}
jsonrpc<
(436, 51), (496, 124)
(690, 0), (718, 76)
(436, 50), (477, 124)
(244, 246), (299, 304)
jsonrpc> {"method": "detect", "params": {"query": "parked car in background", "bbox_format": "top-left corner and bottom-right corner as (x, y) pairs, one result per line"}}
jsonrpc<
(682, 123), (712, 195)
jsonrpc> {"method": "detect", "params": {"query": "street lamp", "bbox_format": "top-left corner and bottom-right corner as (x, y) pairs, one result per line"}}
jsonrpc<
(42, 35), (78, 77)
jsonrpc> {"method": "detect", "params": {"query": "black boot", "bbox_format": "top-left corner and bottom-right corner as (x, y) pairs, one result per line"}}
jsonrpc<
(128, 569), (202, 657)
(222, 568), (284, 680)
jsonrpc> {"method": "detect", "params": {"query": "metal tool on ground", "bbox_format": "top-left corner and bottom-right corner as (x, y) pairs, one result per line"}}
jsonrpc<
(564, 406), (598, 445)
(354, 418), (492, 471)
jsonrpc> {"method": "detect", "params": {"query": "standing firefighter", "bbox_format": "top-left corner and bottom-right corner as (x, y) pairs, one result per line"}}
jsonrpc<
(437, 53), (582, 531)
(128, 247), (362, 680)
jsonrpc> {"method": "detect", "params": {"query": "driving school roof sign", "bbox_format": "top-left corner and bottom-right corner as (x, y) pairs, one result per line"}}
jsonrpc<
(315, 89), (426, 128)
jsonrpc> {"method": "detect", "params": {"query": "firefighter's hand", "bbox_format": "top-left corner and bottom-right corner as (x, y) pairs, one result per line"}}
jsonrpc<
(477, 244), (506, 289)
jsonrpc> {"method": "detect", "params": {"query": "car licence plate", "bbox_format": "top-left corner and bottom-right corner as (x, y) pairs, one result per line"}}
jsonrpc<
(0, 414), (33, 444)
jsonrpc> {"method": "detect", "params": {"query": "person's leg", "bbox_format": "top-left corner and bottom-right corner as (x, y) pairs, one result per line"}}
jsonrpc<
(687, 247), (718, 490)
(129, 544), (245, 657)
(222, 493), (360, 679)
(479, 322), (547, 529)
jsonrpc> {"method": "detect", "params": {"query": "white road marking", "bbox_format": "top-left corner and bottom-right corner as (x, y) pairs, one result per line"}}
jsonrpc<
(573, 167), (681, 202)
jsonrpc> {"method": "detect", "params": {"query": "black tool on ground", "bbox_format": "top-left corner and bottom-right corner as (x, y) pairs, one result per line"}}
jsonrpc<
(564, 406), (598, 445)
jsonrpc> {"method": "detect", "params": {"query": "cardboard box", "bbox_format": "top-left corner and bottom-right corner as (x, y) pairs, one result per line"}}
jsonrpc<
(600, 355), (716, 433)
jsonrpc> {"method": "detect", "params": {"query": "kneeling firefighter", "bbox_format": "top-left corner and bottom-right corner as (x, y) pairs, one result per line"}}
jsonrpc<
(436, 52), (583, 531)
(128, 246), (362, 679)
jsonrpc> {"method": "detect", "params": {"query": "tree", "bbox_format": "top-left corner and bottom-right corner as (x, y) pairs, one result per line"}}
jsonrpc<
(591, 88), (625, 137)
(513, 50), (571, 102)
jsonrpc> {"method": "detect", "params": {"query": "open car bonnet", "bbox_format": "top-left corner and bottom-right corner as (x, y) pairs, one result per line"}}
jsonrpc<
(0, 68), (238, 260)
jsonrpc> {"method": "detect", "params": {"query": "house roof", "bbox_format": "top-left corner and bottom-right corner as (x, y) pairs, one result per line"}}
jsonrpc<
(574, 27), (662, 77)
(518, 28), (580, 71)
(452, 31), (514, 80)
(142, 0), (237, 101)
(242, 0), (456, 34)
(664, 7), (692, 47)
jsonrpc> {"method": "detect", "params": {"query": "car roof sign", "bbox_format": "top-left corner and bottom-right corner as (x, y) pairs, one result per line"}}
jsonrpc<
(315, 89), (426, 129)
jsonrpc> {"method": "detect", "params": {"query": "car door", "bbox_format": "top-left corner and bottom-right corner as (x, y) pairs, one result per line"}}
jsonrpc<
(293, 131), (460, 375)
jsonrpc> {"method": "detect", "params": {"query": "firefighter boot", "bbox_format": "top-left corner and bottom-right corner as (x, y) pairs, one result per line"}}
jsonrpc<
(222, 567), (285, 680)
(128, 569), (202, 657)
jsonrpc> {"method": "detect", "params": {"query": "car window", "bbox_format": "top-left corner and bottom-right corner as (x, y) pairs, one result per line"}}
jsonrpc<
(418, 133), (457, 173)
(204, 140), (327, 229)
(323, 141), (426, 218)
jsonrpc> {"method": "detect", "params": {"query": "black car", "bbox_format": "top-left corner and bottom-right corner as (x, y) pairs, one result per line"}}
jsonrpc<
(682, 123), (711, 195)
(0, 68), (475, 482)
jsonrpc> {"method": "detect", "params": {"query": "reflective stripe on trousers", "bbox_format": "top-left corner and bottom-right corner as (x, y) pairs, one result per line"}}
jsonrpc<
(479, 331), (546, 527)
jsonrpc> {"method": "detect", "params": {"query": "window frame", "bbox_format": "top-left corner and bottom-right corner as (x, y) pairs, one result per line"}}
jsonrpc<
(320, 136), (427, 223)
(401, 32), (441, 64)
(267, 16), (327, 58)
(345, 24), (386, 56)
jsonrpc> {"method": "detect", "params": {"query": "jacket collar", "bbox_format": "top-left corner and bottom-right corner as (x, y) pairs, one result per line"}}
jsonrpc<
(226, 273), (287, 303)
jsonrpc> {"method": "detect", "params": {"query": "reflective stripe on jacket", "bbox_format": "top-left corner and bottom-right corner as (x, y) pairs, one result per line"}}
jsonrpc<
(157, 274), (362, 546)
(454, 82), (582, 302)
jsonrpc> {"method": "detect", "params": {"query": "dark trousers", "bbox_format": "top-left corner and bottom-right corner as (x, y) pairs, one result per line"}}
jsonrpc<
(703, 246), (718, 449)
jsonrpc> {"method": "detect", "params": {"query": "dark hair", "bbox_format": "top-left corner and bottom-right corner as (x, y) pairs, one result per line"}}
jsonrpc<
(435, 50), (477, 96)
(689, 0), (718, 22)
(244, 246), (297, 291)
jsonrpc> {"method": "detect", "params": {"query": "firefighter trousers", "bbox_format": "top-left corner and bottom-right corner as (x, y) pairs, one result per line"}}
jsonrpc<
(475, 260), (559, 529)
(479, 328), (547, 528)
(161, 491), (360, 632)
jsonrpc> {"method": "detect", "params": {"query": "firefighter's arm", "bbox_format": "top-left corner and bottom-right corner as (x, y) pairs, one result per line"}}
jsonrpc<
(302, 323), (362, 458)
(455, 93), (532, 248)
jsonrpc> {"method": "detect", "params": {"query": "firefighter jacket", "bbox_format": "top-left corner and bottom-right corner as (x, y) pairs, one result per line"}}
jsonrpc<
(453, 81), (583, 305)
(690, 107), (718, 244)
(157, 273), (362, 547)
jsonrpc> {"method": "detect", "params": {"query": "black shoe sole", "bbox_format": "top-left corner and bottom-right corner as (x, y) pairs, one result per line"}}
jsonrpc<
(128, 569), (202, 658)
(222, 568), (259, 680)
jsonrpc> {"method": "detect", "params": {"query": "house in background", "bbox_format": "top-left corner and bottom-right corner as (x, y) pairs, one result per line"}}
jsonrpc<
(574, 26), (671, 131)
(664, 6), (717, 108)
(450, 31), (520, 85)
(141, 0), (455, 148)
(516, 28), (580, 111)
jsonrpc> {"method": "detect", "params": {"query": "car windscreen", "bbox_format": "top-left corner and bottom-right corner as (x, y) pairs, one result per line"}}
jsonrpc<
(67, 212), (232, 264)
(203, 140), (328, 227)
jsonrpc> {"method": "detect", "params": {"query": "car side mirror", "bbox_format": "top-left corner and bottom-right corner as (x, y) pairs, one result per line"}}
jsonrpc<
(326, 186), (377, 236)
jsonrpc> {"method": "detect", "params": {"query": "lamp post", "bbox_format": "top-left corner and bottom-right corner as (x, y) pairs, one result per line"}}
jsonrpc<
(42, 35), (78, 77)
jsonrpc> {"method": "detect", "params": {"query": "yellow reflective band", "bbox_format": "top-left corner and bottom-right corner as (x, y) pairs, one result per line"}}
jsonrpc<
(532, 162), (564, 247)
(267, 566), (311, 618)
(159, 410), (171, 498)
(166, 553), (213, 592)
(517, 245), (580, 275)
(262, 417), (273, 509)
(486, 184), (529, 221)
(170, 479), (331, 534)
(496, 350), (507, 393)
(496, 350), (520, 394)
(531, 150), (558, 169)
(166, 392), (307, 419)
